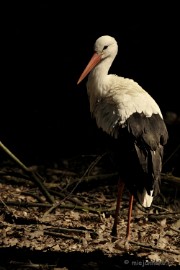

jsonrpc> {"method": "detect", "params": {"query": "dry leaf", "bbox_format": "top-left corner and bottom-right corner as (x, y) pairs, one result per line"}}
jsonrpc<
(148, 252), (161, 262)
(160, 218), (166, 227)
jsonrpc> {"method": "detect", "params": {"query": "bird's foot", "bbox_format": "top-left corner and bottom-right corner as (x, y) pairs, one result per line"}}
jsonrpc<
(124, 236), (131, 251)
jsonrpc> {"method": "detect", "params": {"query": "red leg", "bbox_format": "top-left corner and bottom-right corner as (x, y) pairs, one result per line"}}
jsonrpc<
(126, 194), (134, 240)
(111, 178), (125, 237)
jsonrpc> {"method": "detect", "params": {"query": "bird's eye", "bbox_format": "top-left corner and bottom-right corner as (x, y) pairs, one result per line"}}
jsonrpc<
(103, 45), (108, 50)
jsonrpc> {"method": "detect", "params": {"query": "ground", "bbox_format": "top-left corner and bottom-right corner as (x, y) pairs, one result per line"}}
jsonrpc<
(0, 149), (179, 269)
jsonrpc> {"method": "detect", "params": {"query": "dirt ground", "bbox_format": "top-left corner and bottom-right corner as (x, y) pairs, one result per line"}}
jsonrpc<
(0, 149), (179, 269)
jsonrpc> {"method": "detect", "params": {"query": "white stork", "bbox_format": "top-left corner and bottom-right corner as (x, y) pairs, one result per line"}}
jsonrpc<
(77, 35), (168, 240)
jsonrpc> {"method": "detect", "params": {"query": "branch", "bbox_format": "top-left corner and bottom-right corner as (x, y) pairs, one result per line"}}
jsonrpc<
(0, 140), (54, 203)
(0, 201), (52, 208)
(161, 173), (180, 185)
(129, 240), (180, 255)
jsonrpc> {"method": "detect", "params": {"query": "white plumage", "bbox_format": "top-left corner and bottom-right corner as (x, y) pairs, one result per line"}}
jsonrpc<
(89, 76), (163, 138)
(77, 35), (168, 239)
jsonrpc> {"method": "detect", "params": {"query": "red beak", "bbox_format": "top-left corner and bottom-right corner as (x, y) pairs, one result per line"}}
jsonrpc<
(77, 53), (101, 84)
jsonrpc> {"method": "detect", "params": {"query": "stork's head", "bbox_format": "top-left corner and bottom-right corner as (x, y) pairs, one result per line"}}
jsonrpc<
(77, 35), (118, 84)
(94, 35), (118, 60)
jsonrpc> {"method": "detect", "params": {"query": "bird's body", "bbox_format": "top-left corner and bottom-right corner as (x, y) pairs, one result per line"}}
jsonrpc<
(88, 74), (162, 138)
(77, 35), (168, 239)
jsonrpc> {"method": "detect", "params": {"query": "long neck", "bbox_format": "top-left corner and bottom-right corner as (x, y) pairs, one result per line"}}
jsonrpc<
(89, 56), (115, 84)
(87, 56), (115, 112)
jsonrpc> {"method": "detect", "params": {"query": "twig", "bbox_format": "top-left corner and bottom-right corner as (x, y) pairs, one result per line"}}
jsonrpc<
(161, 173), (180, 185)
(151, 204), (171, 212)
(69, 153), (108, 193)
(84, 152), (108, 176)
(9, 261), (56, 268)
(47, 168), (77, 176)
(0, 198), (10, 211)
(129, 240), (180, 255)
(170, 226), (180, 234)
(0, 140), (54, 203)
(43, 202), (106, 216)
(49, 189), (84, 206)
(44, 230), (80, 241)
(0, 141), (29, 171)
(148, 212), (180, 221)
(0, 201), (52, 208)
(0, 173), (32, 185)
(44, 227), (96, 235)
(29, 171), (54, 203)
(21, 191), (45, 203)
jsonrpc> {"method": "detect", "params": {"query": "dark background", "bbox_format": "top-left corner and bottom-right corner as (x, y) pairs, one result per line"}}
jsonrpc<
(2, 3), (179, 165)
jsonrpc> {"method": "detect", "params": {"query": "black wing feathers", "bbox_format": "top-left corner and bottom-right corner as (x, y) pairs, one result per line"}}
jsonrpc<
(126, 112), (168, 196)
